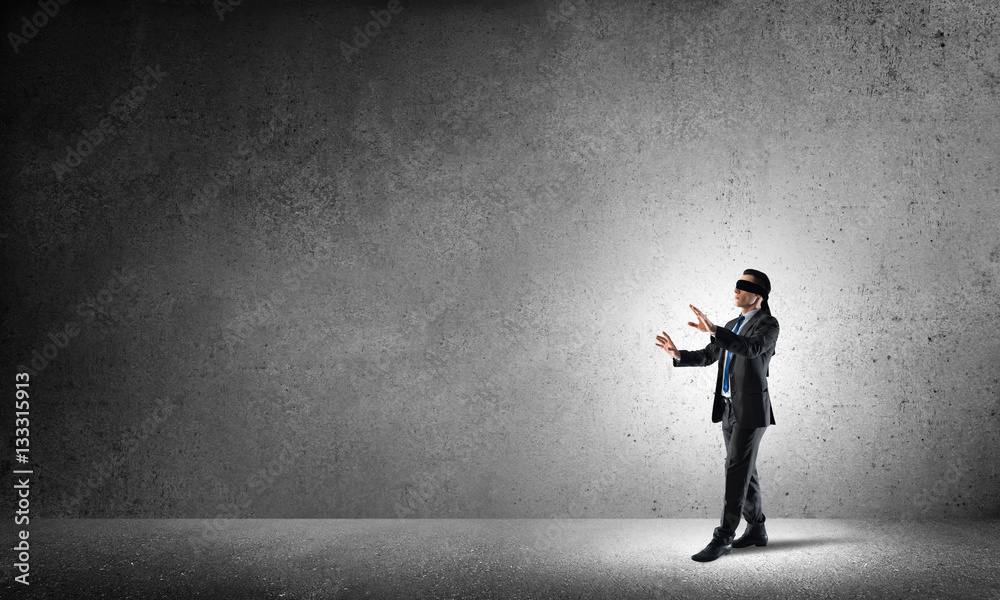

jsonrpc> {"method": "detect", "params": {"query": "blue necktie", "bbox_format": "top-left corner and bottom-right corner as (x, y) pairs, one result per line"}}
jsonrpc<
(722, 315), (745, 396)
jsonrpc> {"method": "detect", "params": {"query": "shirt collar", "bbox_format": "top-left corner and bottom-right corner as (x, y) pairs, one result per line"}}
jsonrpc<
(739, 308), (759, 323)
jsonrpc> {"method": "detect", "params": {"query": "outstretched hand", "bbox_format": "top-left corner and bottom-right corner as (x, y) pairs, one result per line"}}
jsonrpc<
(655, 331), (680, 360)
(687, 305), (717, 335)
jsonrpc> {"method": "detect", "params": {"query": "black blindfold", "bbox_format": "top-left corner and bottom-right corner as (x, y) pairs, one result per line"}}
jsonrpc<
(736, 279), (768, 297)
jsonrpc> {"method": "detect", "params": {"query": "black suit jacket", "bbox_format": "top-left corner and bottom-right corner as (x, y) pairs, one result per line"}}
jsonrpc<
(673, 311), (779, 428)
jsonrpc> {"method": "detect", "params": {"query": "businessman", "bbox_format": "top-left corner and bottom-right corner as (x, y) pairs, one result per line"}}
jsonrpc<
(655, 269), (778, 562)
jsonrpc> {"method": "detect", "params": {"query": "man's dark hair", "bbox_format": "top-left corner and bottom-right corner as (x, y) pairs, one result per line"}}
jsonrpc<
(743, 269), (772, 315)
(742, 269), (771, 295)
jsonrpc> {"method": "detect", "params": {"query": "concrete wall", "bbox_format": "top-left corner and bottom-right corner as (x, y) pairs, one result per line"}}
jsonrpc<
(2, 0), (998, 519)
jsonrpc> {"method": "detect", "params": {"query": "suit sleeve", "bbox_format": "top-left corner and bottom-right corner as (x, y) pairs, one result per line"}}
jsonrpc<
(711, 315), (779, 358)
(673, 339), (721, 367)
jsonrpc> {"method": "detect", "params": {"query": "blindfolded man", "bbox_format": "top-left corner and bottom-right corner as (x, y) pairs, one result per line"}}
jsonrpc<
(656, 269), (779, 562)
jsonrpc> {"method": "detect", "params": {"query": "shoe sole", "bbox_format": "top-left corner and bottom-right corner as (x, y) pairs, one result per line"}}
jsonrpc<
(732, 540), (768, 549)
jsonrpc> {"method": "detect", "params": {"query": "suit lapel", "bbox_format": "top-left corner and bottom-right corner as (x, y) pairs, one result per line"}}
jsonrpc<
(735, 310), (763, 336)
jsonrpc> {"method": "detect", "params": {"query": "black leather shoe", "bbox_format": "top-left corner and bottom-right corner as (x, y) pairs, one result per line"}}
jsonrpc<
(691, 538), (732, 562)
(732, 523), (768, 548)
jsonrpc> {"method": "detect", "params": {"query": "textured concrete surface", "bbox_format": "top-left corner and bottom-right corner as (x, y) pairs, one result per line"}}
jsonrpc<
(2, 0), (1000, 519)
(1, 519), (998, 599)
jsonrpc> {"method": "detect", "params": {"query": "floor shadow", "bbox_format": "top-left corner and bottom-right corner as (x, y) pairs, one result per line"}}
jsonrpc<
(746, 537), (855, 550)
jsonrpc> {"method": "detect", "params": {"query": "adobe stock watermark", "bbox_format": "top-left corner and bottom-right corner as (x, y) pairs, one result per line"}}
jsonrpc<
(340, 0), (403, 63)
(269, 155), (339, 212)
(219, 241), (334, 353)
(7, 0), (71, 55)
(16, 265), (139, 377)
(173, 106), (292, 223)
(187, 438), (300, 554)
(51, 65), (168, 182)
(530, 437), (635, 551)
(391, 74), (500, 191)
(213, 0), (243, 22)
(58, 395), (179, 516)
(532, 467), (620, 550)
(524, 133), (606, 212)
(393, 468), (453, 518)
(183, 384), (308, 552)
(545, 0), (606, 38)
(913, 456), (970, 515)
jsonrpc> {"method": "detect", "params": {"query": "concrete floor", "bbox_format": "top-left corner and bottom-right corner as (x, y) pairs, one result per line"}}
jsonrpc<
(2, 519), (997, 599)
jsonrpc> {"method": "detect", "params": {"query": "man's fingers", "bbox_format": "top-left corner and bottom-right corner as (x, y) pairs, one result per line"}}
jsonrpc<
(655, 331), (677, 354)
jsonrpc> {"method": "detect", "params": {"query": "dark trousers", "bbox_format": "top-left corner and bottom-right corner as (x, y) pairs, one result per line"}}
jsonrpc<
(713, 401), (767, 543)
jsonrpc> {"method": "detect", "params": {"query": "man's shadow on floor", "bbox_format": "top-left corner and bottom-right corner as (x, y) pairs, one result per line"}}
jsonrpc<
(741, 538), (854, 551)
